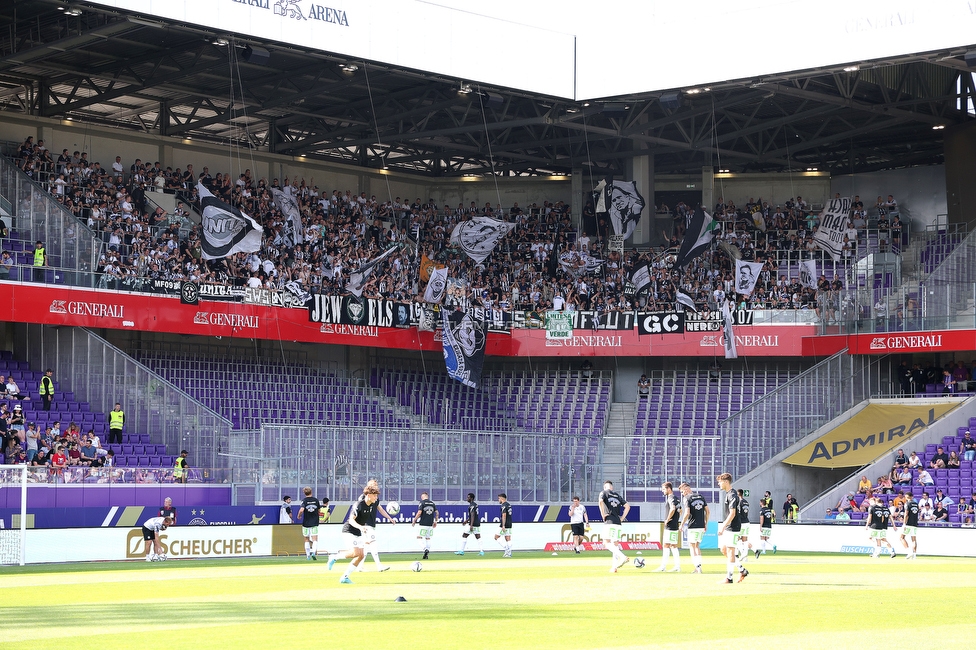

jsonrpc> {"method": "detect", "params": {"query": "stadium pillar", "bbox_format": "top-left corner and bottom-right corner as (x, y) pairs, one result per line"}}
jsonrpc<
(944, 120), (976, 225)
(624, 150), (654, 246)
(701, 166), (715, 213)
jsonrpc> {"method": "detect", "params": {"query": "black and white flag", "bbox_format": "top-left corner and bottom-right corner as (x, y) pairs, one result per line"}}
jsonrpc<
(722, 301), (738, 360)
(198, 183), (263, 260)
(594, 180), (645, 240)
(450, 217), (515, 264)
(799, 260), (818, 290)
(284, 280), (312, 306)
(675, 290), (698, 312)
(417, 307), (436, 332)
(673, 207), (717, 268)
(735, 260), (764, 296)
(813, 197), (852, 262)
(629, 263), (652, 295)
(558, 250), (603, 277)
(271, 188), (302, 249)
(423, 266), (448, 304)
(442, 308), (486, 388)
(346, 245), (399, 298)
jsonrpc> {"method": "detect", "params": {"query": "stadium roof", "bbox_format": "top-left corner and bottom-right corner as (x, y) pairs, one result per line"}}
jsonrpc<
(0, 0), (974, 178)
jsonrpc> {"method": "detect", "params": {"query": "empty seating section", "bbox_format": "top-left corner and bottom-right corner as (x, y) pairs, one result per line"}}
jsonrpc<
(626, 370), (792, 502)
(844, 418), (976, 525)
(137, 352), (411, 431)
(920, 232), (966, 274)
(373, 368), (611, 435)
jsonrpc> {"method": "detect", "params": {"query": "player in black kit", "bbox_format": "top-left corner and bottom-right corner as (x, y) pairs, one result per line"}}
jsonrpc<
(598, 480), (631, 573)
(865, 495), (897, 558)
(494, 493), (514, 558)
(898, 493), (919, 559)
(679, 482), (709, 573)
(716, 473), (748, 583)
(412, 491), (439, 559)
(656, 482), (682, 572)
(327, 484), (380, 583)
(298, 486), (321, 560)
(756, 501), (776, 558)
(456, 493), (484, 555)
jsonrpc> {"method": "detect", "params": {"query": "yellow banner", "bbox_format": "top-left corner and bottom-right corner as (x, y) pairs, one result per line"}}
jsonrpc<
(784, 403), (960, 468)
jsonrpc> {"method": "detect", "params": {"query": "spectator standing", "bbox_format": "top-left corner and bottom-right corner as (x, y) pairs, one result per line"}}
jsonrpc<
(39, 369), (55, 411)
(279, 495), (293, 524)
(782, 494), (799, 522)
(108, 403), (124, 445)
(159, 496), (177, 523)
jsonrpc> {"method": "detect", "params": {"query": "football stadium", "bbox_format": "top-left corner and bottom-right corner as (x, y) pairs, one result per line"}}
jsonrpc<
(1, 0), (976, 646)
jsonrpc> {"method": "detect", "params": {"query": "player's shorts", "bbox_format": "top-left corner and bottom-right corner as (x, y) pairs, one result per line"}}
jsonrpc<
(141, 526), (157, 541)
(760, 527), (772, 538)
(363, 526), (376, 543)
(603, 523), (624, 543)
(720, 529), (742, 549)
(417, 527), (435, 538)
(570, 523), (586, 536)
(302, 526), (319, 537)
(664, 529), (680, 545)
(899, 525), (917, 538)
(496, 528), (512, 537)
(464, 526), (481, 535)
(343, 532), (365, 549)
(739, 524), (751, 537)
(686, 528), (705, 544)
(869, 528), (888, 540)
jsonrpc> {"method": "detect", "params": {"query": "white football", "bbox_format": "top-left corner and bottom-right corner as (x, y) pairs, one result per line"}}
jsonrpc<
(158, 554), (167, 561)
(634, 558), (646, 568)
(411, 561), (423, 572)
(386, 501), (400, 516)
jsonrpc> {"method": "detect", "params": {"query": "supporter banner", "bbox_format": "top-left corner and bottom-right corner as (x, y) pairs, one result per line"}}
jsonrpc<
(812, 197), (851, 262)
(735, 260), (764, 296)
(630, 263), (652, 295)
(675, 290), (697, 312)
(683, 309), (753, 332)
(546, 311), (573, 339)
(309, 295), (402, 327)
(783, 403), (960, 468)
(198, 183), (263, 260)
(271, 188), (302, 249)
(799, 259), (818, 290)
(674, 206), (716, 268)
(423, 266), (448, 304)
(636, 312), (684, 335)
(722, 302), (738, 359)
(346, 245), (399, 297)
(442, 309), (486, 388)
(0, 283), (819, 356)
(594, 180), (645, 240)
(558, 250), (603, 277)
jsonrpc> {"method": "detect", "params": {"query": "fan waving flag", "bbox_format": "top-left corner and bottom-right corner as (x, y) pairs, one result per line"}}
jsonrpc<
(734, 260), (764, 296)
(799, 260), (818, 290)
(721, 301), (738, 359)
(346, 245), (399, 297)
(442, 309), (486, 388)
(450, 217), (515, 264)
(423, 266), (448, 304)
(673, 207), (717, 268)
(271, 188), (302, 248)
(675, 290), (698, 312)
(198, 183), (263, 260)
(629, 263), (652, 295)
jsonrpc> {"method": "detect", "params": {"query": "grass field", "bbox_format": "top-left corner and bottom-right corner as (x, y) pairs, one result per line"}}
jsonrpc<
(2, 550), (975, 649)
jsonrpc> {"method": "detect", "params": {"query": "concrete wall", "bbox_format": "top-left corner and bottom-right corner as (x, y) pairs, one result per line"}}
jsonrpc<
(0, 114), (568, 211)
(656, 172), (831, 210)
(831, 164), (948, 230)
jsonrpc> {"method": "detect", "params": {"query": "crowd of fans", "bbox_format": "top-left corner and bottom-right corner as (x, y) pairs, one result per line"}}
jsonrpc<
(9, 135), (909, 316)
(828, 433), (976, 523)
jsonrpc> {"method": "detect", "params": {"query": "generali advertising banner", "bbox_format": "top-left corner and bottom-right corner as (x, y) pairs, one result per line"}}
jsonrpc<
(804, 330), (976, 356)
(1, 282), (816, 357)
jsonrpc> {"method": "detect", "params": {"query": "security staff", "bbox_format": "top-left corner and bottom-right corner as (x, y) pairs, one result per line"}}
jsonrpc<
(173, 449), (189, 484)
(40, 369), (55, 411)
(33, 240), (46, 282)
(108, 403), (125, 445)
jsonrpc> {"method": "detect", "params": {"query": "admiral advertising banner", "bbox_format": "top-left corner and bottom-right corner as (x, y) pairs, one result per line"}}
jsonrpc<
(783, 403), (960, 468)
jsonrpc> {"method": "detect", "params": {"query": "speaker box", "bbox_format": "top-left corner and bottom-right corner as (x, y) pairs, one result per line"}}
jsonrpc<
(242, 45), (271, 66)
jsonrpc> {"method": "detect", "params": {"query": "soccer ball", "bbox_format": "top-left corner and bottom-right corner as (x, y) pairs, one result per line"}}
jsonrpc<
(411, 561), (423, 572)
(386, 501), (400, 516)
(149, 554), (159, 562)
(157, 554), (167, 562)
(634, 558), (646, 568)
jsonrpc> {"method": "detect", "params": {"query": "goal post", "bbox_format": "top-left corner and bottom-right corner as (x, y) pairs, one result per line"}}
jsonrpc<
(0, 465), (28, 566)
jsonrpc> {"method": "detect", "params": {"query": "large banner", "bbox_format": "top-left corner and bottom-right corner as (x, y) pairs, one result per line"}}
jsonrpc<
(812, 197), (851, 262)
(783, 403), (960, 468)
(594, 180), (645, 240)
(1, 283), (826, 356)
(450, 217), (515, 264)
(442, 309), (486, 388)
(198, 183), (263, 260)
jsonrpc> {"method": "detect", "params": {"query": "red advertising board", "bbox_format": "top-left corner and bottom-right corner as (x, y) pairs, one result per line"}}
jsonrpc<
(1, 282), (820, 357)
(803, 330), (976, 356)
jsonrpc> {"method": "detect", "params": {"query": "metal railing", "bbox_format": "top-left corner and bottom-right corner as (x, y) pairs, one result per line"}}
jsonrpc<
(233, 424), (603, 505)
(1, 465), (242, 485)
(719, 351), (891, 479)
(22, 324), (232, 469)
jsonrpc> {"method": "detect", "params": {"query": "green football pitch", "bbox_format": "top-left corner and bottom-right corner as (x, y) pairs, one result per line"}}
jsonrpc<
(2, 550), (974, 649)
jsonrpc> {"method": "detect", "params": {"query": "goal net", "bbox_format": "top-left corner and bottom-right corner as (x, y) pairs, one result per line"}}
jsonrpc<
(0, 465), (27, 566)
